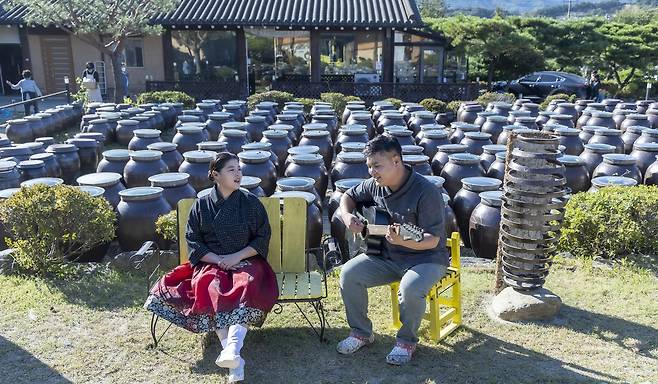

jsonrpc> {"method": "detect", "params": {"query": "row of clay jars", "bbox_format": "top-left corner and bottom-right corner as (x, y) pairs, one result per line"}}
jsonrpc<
(452, 177), (501, 248)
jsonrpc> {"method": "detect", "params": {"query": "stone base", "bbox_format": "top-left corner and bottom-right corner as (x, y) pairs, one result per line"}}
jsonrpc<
(490, 286), (562, 322)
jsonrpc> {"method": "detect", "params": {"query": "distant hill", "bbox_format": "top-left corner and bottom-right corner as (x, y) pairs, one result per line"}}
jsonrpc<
(444, 0), (635, 15)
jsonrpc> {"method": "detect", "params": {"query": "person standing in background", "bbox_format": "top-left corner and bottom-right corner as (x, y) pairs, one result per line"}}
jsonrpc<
(82, 62), (102, 102)
(6, 69), (42, 116)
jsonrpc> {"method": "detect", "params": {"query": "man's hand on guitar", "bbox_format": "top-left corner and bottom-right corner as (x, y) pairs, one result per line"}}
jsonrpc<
(342, 213), (365, 234)
(385, 224), (403, 246)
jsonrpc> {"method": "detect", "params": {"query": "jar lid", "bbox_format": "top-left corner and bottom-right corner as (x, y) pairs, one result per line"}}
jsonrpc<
(0, 188), (20, 200)
(291, 153), (323, 165)
(478, 111), (497, 118)
(591, 176), (637, 188)
(132, 116), (150, 122)
(89, 118), (108, 125)
(276, 177), (315, 191)
(403, 154), (429, 164)
(68, 138), (98, 148)
(632, 142), (658, 152)
(222, 121), (248, 130)
(118, 119), (139, 126)
(603, 98), (622, 104)
(494, 151), (508, 161)
(583, 143), (616, 153)
(454, 124), (481, 133)
(20, 177), (64, 188)
(557, 155), (585, 166)
(486, 115), (509, 123)
(602, 153), (636, 165)
(228, 100), (246, 105)
(448, 153), (480, 165)
(612, 109), (634, 116)
(271, 190), (316, 205)
(349, 113), (371, 121)
(240, 175), (261, 189)
(238, 150), (270, 163)
(147, 143), (176, 153)
(337, 152), (366, 163)
(46, 144), (77, 153)
(24, 115), (42, 121)
(333, 178), (364, 192)
(242, 142), (271, 151)
(149, 172), (190, 187)
(626, 114), (648, 120)
(521, 102), (540, 109)
(262, 130), (288, 139)
(82, 114), (98, 121)
(134, 129), (161, 138)
(388, 129), (412, 137)
(103, 149), (131, 161)
(75, 185), (105, 198)
(642, 128), (658, 136)
(17, 160), (45, 169)
(76, 132), (104, 141)
(556, 102), (576, 108)
(480, 190), (503, 207)
(178, 115), (202, 124)
(464, 131), (492, 140)
(420, 123), (445, 130)
(268, 124), (294, 132)
(594, 128), (621, 136)
(514, 116), (538, 123)
(311, 113), (334, 119)
(383, 125), (407, 132)
(303, 123), (328, 131)
(198, 141), (228, 151)
(491, 102), (513, 108)
(183, 109), (205, 116)
(245, 115), (266, 123)
(509, 110), (531, 117)
(23, 142), (44, 151)
(77, 172), (122, 187)
(301, 130), (330, 140)
(554, 127), (580, 136)
(130, 150), (163, 161)
(401, 145), (424, 154)
(439, 144), (468, 153)
(341, 142), (366, 152)
(0, 160), (16, 171)
(177, 126), (204, 134)
(591, 111), (613, 118)
(196, 102), (216, 108)
(275, 114), (297, 121)
(183, 150), (216, 163)
(223, 104), (241, 110)
(581, 125), (607, 133)
(288, 145), (319, 156)
(7, 118), (28, 124)
(625, 125), (647, 134)
(423, 175), (445, 188)
(208, 112), (233, 120)
(423, 130), (449, 139)
(256, 101), (278, 108)
(119, 186), (164, 201)
(461, 176), (501, 192)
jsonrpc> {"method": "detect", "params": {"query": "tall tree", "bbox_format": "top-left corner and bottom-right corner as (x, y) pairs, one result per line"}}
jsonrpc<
(8, 0), (180, 102)
(417, 0), (446, 18)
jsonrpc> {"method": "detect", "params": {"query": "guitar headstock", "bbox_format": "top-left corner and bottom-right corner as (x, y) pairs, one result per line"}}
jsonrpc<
(399, 223), (424, 242)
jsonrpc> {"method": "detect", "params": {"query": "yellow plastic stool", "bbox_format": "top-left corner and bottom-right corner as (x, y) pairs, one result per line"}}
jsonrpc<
(390, 232), (462, 342)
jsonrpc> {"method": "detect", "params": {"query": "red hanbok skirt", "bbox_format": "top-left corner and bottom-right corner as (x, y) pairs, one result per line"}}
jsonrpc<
(144, 257), (279, 333)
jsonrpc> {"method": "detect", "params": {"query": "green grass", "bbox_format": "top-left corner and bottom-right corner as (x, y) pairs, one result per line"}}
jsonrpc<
(0, 256), (656, 384)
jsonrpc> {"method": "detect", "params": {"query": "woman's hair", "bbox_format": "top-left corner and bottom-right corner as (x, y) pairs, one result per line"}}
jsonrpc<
(21, 70), (32, 79)
(85, 62), (94, 69)
(208, 152), (239, 180)
(363, 134), (402, 158)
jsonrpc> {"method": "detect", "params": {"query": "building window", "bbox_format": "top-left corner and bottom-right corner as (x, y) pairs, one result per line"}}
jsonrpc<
(274, 32), (310, 80)
(171, 31), (238, 81)
(123, 38), (144, 68)
(319, 32), (384, 78)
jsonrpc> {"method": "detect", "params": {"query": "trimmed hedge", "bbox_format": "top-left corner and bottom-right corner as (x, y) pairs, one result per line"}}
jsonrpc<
(540, 93), (577, 110)
(137, 91), (195, 109)
(384, 98), (402, 109)
(247, 90), (295, 111)
(476, 92), (516, 108)
(419, 98), (447, 113)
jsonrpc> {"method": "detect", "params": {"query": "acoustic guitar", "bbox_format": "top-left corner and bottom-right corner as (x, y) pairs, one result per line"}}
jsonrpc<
(353, 209), (425, 256)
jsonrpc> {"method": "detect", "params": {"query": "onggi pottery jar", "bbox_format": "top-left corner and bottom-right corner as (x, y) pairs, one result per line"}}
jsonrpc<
(97, 149), (130, 176)
(77, 172), (125, 209)
(17, 160), (47, 182)
(647, 109), (658, 128)
(148, 172), (197, 209)
(86, 119), (112, 142)
(311, 114), (338, 140)
(557, 155), (591, 193)
(415, 124), (445, 142)
(588, 176), (637, 192)
(612, 109), (634, 130)
(621, 126), (647, 154)
(116, 187), (171, 250)
(244, 115), (268, 142)
(587, 111), (616, 129)
(468, 190), (503, 259)
(347, 113), (375, 138)
(460, 132), (492, 156)
(592, 153), (642, 183)
(0, 161), (20, 189)
(480, 144), (506, 171)
(418, 130), (450, 159)
(496, 125), (520, 145)
(218, 129), (249, 155)
(342, 104), (367, 125)
(276, 177), (322, 210)
(340, 142), (366, 154)
(206, 112), (234, 140)
(486, 151), (508, 181)
(481, 115), (508, 143)
(629, 142), (658, 176)
(378, 112), (406, 130)
(5, 119), (34, 143)
(20, 177), (64, 188)
(576, 110), (593, 129)
(178, 150), (217, 192)
(285, 145), (320, 171)
(274, 114), (301, 137)
(328, 178), (363, 221)
(298, 130), (333, 170)
(173, 126), (206, 155)
(507, 110), (531, 125)
(123, 150), (169, 188)
(402, 145), (424, 155)
(75, 132), (105, 160)
(588, 128), (624, 154)
(115, 119), (141, 146)
(387, 129), (415, 146)
(452, 177), (501, 248)
(335, 125), (369, 154)
(409, 111), (436, 136)
(578, 143), (616, 176)
(24, 115), (47, 139)
(440, 153), (485, 198)
(553, 103), (578, 123)
(238, 150), (277, 196)
(272, 191), (323, 253)
(520, 103), (541, 117)
(634, 128), (658, 146)
(29, 153), (61, 178)
(443, 193), (459, 237)
(449, 123), (479, 144)
(490, 102), (513, 116)
(269, 124), (297, 144)
(403, 155), (432, 175)
(261, 130), (292, 166)
(67, 138), (99, 176)
(620, 114), (651, 132)
(473, 111), (496, 128)
(545, 114), (574, 128)
(513, 116), (539, 131)
(128, 129), (162, 151)
(554, 127), (584, 155)
(579, 125), (606, 144)
(331, 152), (369, 187)
(431, 143), (468, 176)
(424, 175), (448, 195)
(199, 141), (229, 153)
(240, 176), (266, 197)
(148, 142), (183, 172)
(45, 144), (80, 184)
(458, 104), (483, 124)
(284, 154), (328, 198)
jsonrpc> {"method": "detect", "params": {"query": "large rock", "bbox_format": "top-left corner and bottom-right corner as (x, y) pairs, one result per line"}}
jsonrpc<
(490, 286), (561, 321)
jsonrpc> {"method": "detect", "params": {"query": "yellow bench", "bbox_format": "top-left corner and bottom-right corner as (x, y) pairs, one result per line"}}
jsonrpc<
(390, 232), (462, 342)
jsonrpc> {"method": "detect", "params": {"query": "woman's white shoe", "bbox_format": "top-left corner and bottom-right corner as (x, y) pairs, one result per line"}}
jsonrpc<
(215, 350), (241, 369)
(228, 357), (245, 382)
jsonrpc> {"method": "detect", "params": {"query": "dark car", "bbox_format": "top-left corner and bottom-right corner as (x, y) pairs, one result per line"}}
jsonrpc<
(494, 71), (589, 100)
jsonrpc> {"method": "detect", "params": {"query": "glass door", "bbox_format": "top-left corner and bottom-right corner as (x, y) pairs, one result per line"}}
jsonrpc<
(420, 47), (443, 84)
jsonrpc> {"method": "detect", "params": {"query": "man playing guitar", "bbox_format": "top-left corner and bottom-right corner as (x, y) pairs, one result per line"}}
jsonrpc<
(336, 134), (448, 365)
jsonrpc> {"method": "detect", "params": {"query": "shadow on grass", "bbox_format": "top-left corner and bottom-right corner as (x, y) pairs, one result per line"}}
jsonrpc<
(0, 335), (73, 383)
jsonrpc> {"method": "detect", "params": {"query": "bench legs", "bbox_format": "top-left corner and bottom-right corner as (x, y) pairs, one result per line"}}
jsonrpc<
(149, 313), (173, 349)
(293, 300), (328, 342)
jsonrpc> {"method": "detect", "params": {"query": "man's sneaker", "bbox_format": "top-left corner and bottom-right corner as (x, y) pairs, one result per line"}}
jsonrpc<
(336, 333), (374, 354)
(385, 341), (416, 365)
(228, 357), (245, 382)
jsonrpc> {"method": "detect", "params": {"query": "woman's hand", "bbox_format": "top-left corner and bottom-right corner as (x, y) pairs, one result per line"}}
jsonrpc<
(217, 253), (243, 270)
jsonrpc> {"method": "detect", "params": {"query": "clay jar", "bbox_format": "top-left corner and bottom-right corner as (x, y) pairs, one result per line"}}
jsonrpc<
(418, 130), (450, 159)
(123, 150), (168, 188)
(285, 145), (320, 172)
(621, 126), (647, 154)
(240, 176), (266, 197)
(458, 104), (483, 124)
(468, 190), (503, 259)
(387, 129), (415, 146)
(460, 132), (493, 156)
(298, 130), (333, 171)
(513, 116), (539, 131)
(148, 172), (197, 209)
(409, 111), (436, 136)
(261, 130), (292, 167)
(416, 124), (446, 142)
(474, 111), (496, 128)
(45, 144), (80, 184)
(178, 150), (217, 192)
(629, 142), (658, 176)
(272, 191), (323, 253)
(431, 143), (468, 176)
(490, 102), (513, 116)
(587, 111), (616, 130)
(579, 125), (605, 144)
(545, 114), (574, 128)
(588, 128), (624, 154)
(507, 110), (531, 125)
(148, 142), (183, 172)
(634, 128), (658, 146)
(647, 110), (658, 128)
(347, 112), (376, 138)
(244, 115), (268, 142)
(336, 125), (369, 154)
(16, 160), (47, 183)
(218, 129), (249, 155)
(20, 177), (63, 188)
(589, 176), (637, 192)
(86, 119), (112, 143)
(576, 110), (593, 129)
(440, 153), (484, 198)
(480, 144), (506, 171)
(578, 143), (616, 176)
(402, 145), (424, 155)
(612, 109), (634, 130)
(77, 172), (125, 209)
(452, 177), (501, 248)
(592, 153), (642, 183)
(342, 104), (367, 125)
(206, 112), (234, 141)
(328, 178), (363, 221)
(25, 115), (47, 139)
(449, 123), (479, 144)
(557, 155), (591, 193)
(5, 119), (34, 143)
(68, 138), (101, 176)
(643, 156), (658, 185)
(311, 114), (338, 141)
(443, 193), (459, 238)
(114, 119), (139, 146)
(172, 126), (205, 155)
(238, 150), (277, 196)
(276, 177), (322, 210)
(481, 115), (508, 143)
(201, 141), (229, 153)
(284, 154), (328, 198)
(242, 142), (278, 173)
(116, 187), (171, 250)
(554, 127), (584, 155)
(553, 103), (578, 124)
(378, 112), (406, 131)
(30, 153), (61, 178)
(128, 129), (162, 151)
(496, 125), (520, 145)
(340, 142), (366, 154)
(620, 114), (651, 133)
(97, 149), (130, 176)
(331, 152), (370, 187)
(269, 124), (297, 144)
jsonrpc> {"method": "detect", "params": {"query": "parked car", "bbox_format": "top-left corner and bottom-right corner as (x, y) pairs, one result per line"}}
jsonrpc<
(493, 71), (589, 100)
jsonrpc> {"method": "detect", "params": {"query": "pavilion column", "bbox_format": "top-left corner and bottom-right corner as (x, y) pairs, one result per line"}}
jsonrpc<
(382, 28), (394, 83)
(162, 29), (174, 81)
(18, 27), (32, 71)
(236, 28), (248, 97)
(310, 30), (321, 82)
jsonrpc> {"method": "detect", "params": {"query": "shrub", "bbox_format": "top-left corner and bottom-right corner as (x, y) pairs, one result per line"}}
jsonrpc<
(71, 77), (89, 107)
(247, 90), (295, 111)
(540, 93), (576, 110)
(475, 92), (516, 108)
(446, 100), (464, 114)
(0, 185), (116, 276)
(558, 186), (658, 259)
(384, 98), (402, 109)
(155, 211), (178, 242)
(137, 91), (195, 109)
(419, 98), (447, 113)
(294, 97), (319, 114)
(319, 92), (358, 116)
